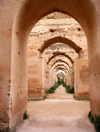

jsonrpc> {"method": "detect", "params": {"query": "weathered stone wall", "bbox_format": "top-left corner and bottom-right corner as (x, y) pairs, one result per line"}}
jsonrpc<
(28, 57), (45, 99)
(48, 56), (73, 68)
(29, 12), (87, 54)
(74, 57), (89, 99)
(45, 67), (51, 90)
(67, 67), (74, 88)
(0, 0), (23, 131)
(67, 72), (71, 86)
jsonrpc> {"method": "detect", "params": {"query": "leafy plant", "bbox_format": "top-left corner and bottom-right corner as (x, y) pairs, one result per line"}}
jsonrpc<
(78, 98), (90, 101)
(55, 77), (74, 94)
(88, 111), (100, 132)
(64, 85), (74, 94)
(27, 98), (39, 101)
(46, 83), (60, 94)
(23, 110), (29, 120)
(88, 111), (91, 117)
(90, 116), (95, 123)
(94, 115), (100, 131)
(4, 129), (10, 132)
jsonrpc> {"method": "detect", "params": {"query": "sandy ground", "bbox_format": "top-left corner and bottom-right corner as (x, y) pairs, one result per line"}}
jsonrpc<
(16, 86), (96, 132)
(47, 85), (74, 99)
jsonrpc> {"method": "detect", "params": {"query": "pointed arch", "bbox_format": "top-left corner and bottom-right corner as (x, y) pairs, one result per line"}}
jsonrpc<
(47, 52), (74, 64)
(39, 36), (82, 54)
(53, 64), (68, 70)
(51, 59), (69, 67)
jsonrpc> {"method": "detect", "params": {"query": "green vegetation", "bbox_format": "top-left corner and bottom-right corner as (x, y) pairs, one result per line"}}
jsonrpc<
(70, 68), (74, 75)
(43, 95), (47, 100)
(65, 86), (74, 93)
(88, 111), (91, 117)
(58, 76), (74, 94)
(46, 76), (74, 94)
(23, 111), (29, 120)
(46, 83), (60, 94)
(27, 98), (39, 101)
(88, 111), (100, 132)
(28, 96), (47, 101)
(78, 98), (90, 101)
(4, 129), (10, 132)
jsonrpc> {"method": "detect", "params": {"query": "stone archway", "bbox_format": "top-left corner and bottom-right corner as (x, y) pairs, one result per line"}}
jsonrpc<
(55, 67), (67, 74)
(49, 57), (72, 67)
(53, 64), (68, 71)
(53, 64), (69, 71)
(51, 59), (70, 68)
(56, 70), (66, 76)
(47, 52), (74, 64)
(39, 36), (82, 54)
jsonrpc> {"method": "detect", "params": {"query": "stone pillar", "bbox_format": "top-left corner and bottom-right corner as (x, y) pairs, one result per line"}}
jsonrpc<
(51, 70), (54, 87)
(69, 67), (74, 89)
(28, 57), (45, 99)
(66, 67), (74, 88)
(53, 71), (56, 86)
(42, 57), (46, 98)
(50, 70), (56, 87)
(38, 49), (42, 57)
(45, 66), (52, 90)
(67, 71), (71, 86)
(78, 50), (84, 58)
(74, 57), (89, 99)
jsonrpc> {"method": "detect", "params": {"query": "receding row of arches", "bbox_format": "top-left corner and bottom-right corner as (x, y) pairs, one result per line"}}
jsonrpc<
(0, 0), (100, 131)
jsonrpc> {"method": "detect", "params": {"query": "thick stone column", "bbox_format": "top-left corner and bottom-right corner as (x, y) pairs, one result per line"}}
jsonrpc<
(67, 67), (74, 88)
(51, 70), (54, 87)
(53, 71), (57, 86)
(67, 70), (71, 86)
(45, 66), (52, 90)
(78, 50), (84, 58)
(74, 57), (89, 99)
(28, 57), (45, 99)
(69, 67), (74, 89)
(38, 49), (42, 57)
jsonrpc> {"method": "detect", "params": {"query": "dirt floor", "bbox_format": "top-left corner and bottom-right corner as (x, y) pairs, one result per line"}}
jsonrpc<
(16, 86), (96, 132)
(47, 85), (74, 99)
